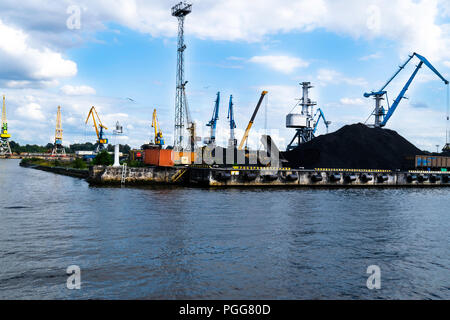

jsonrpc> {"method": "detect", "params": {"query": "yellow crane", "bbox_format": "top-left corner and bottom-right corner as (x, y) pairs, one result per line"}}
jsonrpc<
(151, 109), (164, 146)
(238, 90), (268, 150)
(0, 95), (12, 156)
(85, 106), (108, 152)
(52, 106), (66, 155)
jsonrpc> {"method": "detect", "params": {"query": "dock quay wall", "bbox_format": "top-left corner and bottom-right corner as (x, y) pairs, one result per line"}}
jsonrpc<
(88, 165), (183, 185)
(88, 165), (450, 187)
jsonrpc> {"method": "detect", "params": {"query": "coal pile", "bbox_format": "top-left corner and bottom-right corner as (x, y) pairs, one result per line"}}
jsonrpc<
(282, 123), (423, 170)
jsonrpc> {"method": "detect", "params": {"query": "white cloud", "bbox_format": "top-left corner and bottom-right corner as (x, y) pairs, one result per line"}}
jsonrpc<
(359, 52), (382, 61)
(340, 97), (365, 105)
(317, 69), (367, 87)
(317, 68), (339, 83)
(249, 55), (309, 73)
(16, 102), (45, 120)
(97, 0), (450, 62)
(60, 85), (96, 95)
(387, 102), (448, 150)
(0, 0), (449, 62)
(4, 79), (59, 89)
(443, 61), (450, 68)
(227, 56), (245, 61)
(0, 19), (77, 85)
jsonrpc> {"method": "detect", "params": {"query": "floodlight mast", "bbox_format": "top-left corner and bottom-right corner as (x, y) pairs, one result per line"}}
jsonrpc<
(172, 2), (192, 151)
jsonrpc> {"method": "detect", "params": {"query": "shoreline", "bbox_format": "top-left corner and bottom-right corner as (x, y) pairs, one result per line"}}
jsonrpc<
(19, 161), (89, 179)
(18, 160), (450, 188)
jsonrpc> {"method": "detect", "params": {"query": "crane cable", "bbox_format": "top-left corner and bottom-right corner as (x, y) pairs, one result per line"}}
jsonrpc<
(84, 122), (88, 144)
(446, 84), (449, 145)
(264, 92), (268, 135)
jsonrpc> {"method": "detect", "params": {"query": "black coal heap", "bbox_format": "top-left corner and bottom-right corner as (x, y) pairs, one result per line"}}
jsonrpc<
(282, 123), (423, 170)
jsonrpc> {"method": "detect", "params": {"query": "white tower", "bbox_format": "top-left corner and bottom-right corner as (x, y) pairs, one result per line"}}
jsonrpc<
(113, 121), (123, 167)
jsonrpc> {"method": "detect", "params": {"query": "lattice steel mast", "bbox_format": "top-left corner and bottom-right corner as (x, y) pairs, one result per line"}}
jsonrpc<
(172, 2), (192, 150)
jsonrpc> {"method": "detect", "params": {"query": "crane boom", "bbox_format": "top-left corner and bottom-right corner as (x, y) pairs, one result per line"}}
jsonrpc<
(381, 61), (422, 126)
(238, 90), (268, 150)
(152, 109), (164, 146)
(181, 82), (197, 151)
(85, 106), (108, 151)
(364, 52), (449, 127)
(227, 95), (237, 147)
(312, 108), (331, 134)
(205, 92), (220, 144)
(0, 95), (12, 156)
(1, 95), (11, 139)
(55, 106), (63, 144)
(52, 106), (66, 156)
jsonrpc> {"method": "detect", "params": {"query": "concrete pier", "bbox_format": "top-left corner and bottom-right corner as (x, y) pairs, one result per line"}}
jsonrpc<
(188, 167), (450, 187)
(87, 165), (450, 187)
(88, 165), (184, 185)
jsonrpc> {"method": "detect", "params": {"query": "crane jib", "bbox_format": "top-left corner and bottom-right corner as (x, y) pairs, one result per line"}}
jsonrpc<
(238, 91), (268, 150)
(364, 52), (449, 127)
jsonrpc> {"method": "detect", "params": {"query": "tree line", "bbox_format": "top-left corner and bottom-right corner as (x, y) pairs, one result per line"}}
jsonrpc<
(9, 141), (131, 154)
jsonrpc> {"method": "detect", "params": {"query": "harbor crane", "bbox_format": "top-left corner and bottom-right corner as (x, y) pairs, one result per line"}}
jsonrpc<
(312, 108), (331, 135)
(152, 109), (164, 146)
(52, 106), (66, 156)
(227, 95), (237, 148)
(204, 92), (220, 146)
(286, 82), (331, 150)
(85, 106), (108, 152)
(238, 90), (268, 150)
(364, 52), (449, 127)
(0, 95), (12, 156)
(183, 82), (198, 151)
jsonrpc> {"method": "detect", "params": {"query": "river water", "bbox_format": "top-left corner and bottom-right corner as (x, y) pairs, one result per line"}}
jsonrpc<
(0, 159), (448, 299)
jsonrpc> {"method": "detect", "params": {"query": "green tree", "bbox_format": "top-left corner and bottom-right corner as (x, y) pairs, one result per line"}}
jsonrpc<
(92, 150), (113, 166)
(120, 144), (131, 154)
(68, 142), (96, 153)
(73, 158), (87, 169)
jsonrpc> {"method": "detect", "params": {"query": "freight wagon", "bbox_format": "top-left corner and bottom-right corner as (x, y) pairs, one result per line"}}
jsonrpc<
(414, 155), (450, 171)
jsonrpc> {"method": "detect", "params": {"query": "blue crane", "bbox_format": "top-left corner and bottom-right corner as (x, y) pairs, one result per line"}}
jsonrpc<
(227, 95), (237, 147)
(312, 108), (331, 134)
(205, 92), (220, 145)
(364, 52), (449, 127)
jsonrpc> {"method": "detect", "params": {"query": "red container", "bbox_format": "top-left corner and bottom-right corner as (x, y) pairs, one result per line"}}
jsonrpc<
(159, 149), (174, 167)
(143, 148), (174, 167)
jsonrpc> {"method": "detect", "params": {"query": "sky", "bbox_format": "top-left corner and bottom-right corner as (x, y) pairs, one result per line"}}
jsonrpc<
(1, 0), (450, 152)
